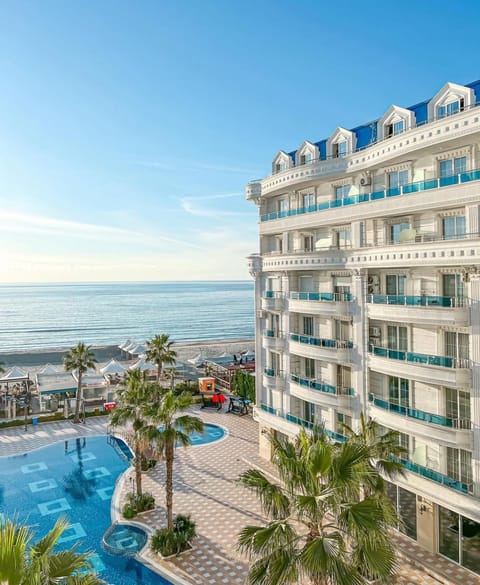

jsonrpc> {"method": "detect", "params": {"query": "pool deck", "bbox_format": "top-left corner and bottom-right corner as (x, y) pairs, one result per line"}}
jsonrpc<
(0, 412), (477, 585)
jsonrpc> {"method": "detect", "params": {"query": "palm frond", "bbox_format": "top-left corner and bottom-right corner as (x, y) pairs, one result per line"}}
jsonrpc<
(239, 470), (290, 519)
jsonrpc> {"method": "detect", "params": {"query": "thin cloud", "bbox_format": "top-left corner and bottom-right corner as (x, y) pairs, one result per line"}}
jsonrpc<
(136, 159), (260, 174)
(0, 210), (201, 249)
(179, 197), (255, 218)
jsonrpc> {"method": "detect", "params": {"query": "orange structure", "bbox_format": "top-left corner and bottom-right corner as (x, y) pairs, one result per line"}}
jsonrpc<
(198, 377), (215, 393)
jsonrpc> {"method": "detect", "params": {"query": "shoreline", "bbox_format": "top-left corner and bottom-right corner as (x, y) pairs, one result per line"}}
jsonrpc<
(0, 337), (255, 368)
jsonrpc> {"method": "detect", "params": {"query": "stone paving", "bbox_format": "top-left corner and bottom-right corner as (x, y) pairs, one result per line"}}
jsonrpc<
(0, 412), (478, 584)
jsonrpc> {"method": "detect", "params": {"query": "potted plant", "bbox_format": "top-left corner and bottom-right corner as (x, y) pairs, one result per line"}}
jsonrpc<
(151, 514), (196, 558)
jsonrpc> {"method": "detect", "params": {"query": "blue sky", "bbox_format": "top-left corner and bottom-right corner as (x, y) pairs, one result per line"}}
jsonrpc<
(1, 0), (480, 282)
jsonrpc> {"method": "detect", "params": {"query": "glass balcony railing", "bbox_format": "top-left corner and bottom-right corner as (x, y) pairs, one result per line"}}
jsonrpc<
(263, 291), (284, 299)
(396, 458), (471, 494)
(290, 333), (353, 350)
(368, 345), (470, 368)
(264, 368), (283, 378)
(368, 394), (471, 429)
(260, 403), (279, 416)
(260, 168), (480, 222)
(290, 291), (352, 302)
(290, 374), (354, 396)
(263, 329), (284, 338)
(367, 294), (467, 308)
(286, 413), (346, 442)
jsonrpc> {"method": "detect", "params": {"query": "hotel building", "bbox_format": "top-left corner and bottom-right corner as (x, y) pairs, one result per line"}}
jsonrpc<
(246, 80), (480, 575)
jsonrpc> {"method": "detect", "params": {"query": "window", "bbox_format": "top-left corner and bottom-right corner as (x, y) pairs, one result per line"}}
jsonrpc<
(386, 120), (405, 137)
(388, 376), (409, 407)
(387, 325), (407, 351)
(299, 275), (314, 293)
(275, 162), (286, 173)
(303, 235), (314, 252)
(437, 98), (464, 119)
(443, 216), (466, 240)
(440, 156), (466, 178)
(386, 274), (406, 295)
(397, 431), (409, 454)
(445, 332), (469, 361)
(300, 152), (313, 165)
(445, 388), (470, 423)
(270, 351), (280, 375)
(334, 141), (347, 158)
(388, 169), (409, 191)
(335, 184), (351, 200)
(304, 401), (315, 423)
(278, 199), (289, 215)
(302, 193), (315, 210)
(336, 229), (351, 249)
(305, 358), (315, 379)
(336, 412), (352, 431)
(443, 274), (464, 299)
(303, 316), (314, 336)
(336, 365), (351, 389)
(446, 447), (472, 487)
(335, 320), (351, 342)
(390, 221), (410, 244)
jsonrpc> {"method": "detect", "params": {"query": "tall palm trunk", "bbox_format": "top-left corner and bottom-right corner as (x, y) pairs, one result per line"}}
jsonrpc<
(73, 372), (83, 423)
(156, 364), (162, 384)
(165, 439), (174, 530)
(134, 437), (143, 497)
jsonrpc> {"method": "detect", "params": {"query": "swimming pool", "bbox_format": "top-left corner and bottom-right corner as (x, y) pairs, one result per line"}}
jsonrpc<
(187, 423), (226, 446)
(0, 436), (172, 585)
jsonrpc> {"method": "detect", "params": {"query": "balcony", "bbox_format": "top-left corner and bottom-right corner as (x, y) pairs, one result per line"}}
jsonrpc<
(397, 458), (472, 495)
(260, 168), (480, 223)
(246, 180), (262, 200)
(289, 291), (353, 317)
(290, 374), (353, 409)
(368, 345), (471, 387)
(263, 368), (285, 390)
(368, 394), (472, 448)
(262, 330), (286, 351)
(290, 333), (353, 363)
(286, 414), (346, 442)
(261, 291), (285, 311)
(367, 294), (469, 326)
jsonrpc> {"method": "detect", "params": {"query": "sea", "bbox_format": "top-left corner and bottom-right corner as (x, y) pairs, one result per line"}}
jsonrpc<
(0, 281), (254, 353)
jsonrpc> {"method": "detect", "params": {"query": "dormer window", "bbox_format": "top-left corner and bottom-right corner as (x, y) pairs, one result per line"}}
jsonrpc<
(327, 128), (356, 160)
(272, 151), (293, 175)
(300, 153), (313, 165)
(386, 120), (404, 137)
(428, 82), (474, 122)
(275, 162), (286, 173)
(437, 98), (464, 119)
(334, 141), (348, 158)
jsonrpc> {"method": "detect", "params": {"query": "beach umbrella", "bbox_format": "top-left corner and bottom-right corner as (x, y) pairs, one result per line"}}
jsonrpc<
(219, 352), (234, 362)
(188, 353), (205, 366)
(118, 339), (132, 350)
(127, 343), (146, 356)
(0, 367), (28, 381)
(243, 350), (255, 361)
(129, 357), (156, 372)
(124, 341), (138, 352)
(100, 359), (126, 375)
(38, 364), (59, 375)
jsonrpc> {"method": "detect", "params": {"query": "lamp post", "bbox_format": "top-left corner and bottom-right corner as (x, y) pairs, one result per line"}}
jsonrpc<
(23, 379), (31, 432)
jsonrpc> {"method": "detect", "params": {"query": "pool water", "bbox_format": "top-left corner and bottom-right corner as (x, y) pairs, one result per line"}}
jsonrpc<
(104, 524), (148, 556)
(187, 423), (225, 446)
(0, 436), (171, 585)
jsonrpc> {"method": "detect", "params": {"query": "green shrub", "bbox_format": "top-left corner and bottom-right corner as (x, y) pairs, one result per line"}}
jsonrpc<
(173, 380), (197, 396)
(125, 492), (155, 514)
(122, 504), (135, 519)
(140, 457), (157, 472)
(151, 515), (196, 556)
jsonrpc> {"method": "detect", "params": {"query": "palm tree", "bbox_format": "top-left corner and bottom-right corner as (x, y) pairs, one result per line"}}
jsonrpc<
(238, 426), (399, 585)
(145, 334), (177, 384)
(0, 516), (105, 585)
(109, 369), (154, 497)
(145, 390), (204, 530)
(64, 343), (97, 424)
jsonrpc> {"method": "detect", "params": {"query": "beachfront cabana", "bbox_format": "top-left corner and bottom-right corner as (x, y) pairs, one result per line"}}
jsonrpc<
(36, 372), (77, 395)
(100, 359), (126, 375)
(127, 343), (146, 356)
(118, 339), (132, 350)
(38, 364), (60, 375)
(188, 353), (205, 367)
(0, 367), (29, 383)
(129, 357), (155, 372)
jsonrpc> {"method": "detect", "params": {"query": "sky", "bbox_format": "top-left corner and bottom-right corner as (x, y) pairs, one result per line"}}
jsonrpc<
(1, 0), (480, 282)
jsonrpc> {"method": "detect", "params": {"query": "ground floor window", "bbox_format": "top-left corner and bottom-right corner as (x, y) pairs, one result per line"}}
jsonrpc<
(385, 482), (417, 540)
(438, 505), (480, 574)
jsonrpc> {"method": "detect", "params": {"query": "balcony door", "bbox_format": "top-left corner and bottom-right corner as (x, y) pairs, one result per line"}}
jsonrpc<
(445, 332), (469, 362)
(386, 274), (405, 295)
(388, 376), (409, 408)
(442, 274), (464, 300)
(387, 325), (407, 351)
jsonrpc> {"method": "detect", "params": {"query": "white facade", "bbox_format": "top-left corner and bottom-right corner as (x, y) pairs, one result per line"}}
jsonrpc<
(246, 80), (480, 575)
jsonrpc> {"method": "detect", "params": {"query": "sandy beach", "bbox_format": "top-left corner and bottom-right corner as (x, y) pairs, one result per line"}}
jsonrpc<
(0, 338), (255, 369)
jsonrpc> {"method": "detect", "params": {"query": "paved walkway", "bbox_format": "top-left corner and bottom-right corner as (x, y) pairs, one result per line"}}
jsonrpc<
(0, 412), (478, 584)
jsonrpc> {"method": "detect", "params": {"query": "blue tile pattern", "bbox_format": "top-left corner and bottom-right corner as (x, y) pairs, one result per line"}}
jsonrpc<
(38, 497), (71, 516)
(29, 478), (58, 493)
(83, 466), (111, 480)
(57, 522), (87, 543)
(21, 462), (47, 474)
(70, 451), (96, 464)
(96, 486), (114, 501)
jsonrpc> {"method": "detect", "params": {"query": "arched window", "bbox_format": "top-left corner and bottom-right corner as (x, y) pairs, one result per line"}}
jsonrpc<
(327, 128), (356, 159)
(428, 82), (474, 121)
(378, 105), (415, 141)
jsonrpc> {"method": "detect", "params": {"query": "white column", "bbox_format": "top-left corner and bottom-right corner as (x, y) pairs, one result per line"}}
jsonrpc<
(247, 254), (264, 408)
(468, 272), (480, 497)
(351, 269), (368, 429)
(466, 204), (480, 237)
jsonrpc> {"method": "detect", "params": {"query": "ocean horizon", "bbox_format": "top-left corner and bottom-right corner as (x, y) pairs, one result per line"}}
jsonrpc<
(0, 280), (255, 353)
